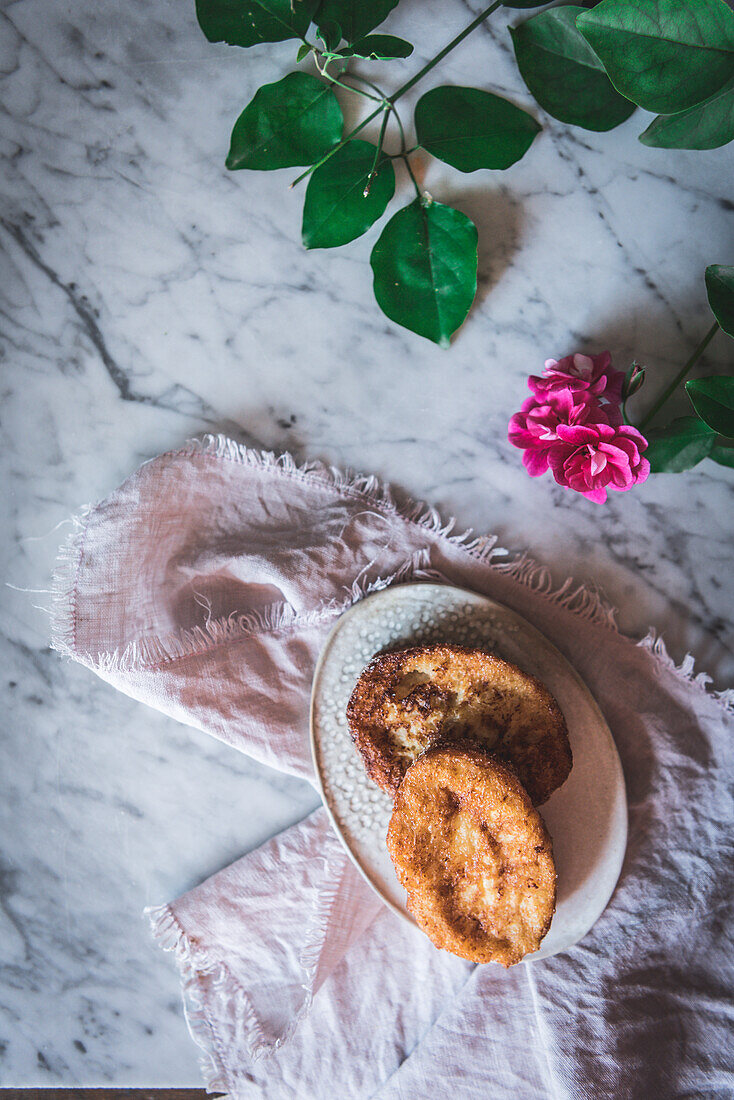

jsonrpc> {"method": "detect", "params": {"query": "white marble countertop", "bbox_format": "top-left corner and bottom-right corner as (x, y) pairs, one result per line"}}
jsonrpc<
(1, 0), (732, 1086)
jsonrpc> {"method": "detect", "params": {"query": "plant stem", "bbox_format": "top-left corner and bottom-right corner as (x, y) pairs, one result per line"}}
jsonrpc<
(330, 74), (384, 101)
(290, 105), (384, 186)
(315, 55), (383, 101)
(390, 105), (421, 199)
(638, 321), (720, 430)
(290, 0), (503, 187)
(347, 72), (389, 101)
(364, 109), (391, 195)
(402, 153), (422, 200)
(388, 0), (503, 105)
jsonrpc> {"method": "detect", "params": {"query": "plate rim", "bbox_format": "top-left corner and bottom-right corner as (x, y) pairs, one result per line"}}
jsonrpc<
(310, 581), (628, 960)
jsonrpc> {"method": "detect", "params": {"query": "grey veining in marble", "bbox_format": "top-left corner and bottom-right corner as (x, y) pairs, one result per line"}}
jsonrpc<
(1, 0), (732, 1085)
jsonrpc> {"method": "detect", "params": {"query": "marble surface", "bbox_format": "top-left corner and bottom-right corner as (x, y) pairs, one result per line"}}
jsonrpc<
(1, 0), (732, 1085)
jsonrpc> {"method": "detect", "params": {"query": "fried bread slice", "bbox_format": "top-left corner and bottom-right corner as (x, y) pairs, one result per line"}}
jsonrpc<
(347, 643), (571, 805)
(386, 745), (556, 965)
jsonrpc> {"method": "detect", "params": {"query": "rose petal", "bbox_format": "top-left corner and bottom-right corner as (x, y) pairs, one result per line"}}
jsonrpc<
(573, 353), (594, 378)
(636, 457), (650, 483)
(599, 440), (637, 465)
(582, 486), (608, 503)
(548, 444), (574, 474)
(508, 416), (530, 447)
(618, 424), (649, 451)
(520, 395), (541, 414)
(610, 464), (633, 488)
(590, 451), (607, 476)
(523, 448), (551, 477)
(557, 424), (599, 445)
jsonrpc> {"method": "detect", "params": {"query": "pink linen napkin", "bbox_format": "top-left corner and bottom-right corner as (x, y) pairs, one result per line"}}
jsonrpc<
(52, 435), (734, 1099)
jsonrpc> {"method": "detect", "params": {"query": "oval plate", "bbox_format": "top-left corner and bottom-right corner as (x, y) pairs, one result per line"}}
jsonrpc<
(310, 583), (627, 962)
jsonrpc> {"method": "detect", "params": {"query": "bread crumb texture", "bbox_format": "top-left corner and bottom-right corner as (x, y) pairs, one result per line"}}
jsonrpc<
(386, 746), (557, 966)
(348, 644), (571, 805)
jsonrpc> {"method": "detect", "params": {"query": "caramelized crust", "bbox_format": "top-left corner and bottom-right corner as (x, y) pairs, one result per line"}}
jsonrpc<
(386, 746), (556, 965)
(347, 644), (571, 805)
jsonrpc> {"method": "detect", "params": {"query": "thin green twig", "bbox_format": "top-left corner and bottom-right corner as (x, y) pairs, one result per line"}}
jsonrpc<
(390, 105), (422, 199)
(402, 154), (422, 200)
(290, 0), (502, 188)
(638, 321), (720, 430)
(387, 0), (503, 105)
(314, 53), (383, 101)
(364, 109), (391, 196)
(290, 106), (384, 186)
(347, 72), (389, 101)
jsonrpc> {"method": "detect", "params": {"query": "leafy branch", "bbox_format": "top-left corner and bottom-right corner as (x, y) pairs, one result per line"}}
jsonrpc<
(201, 0), (539, 344)
(196, 0), (734, 348)
(631, 265), (734, 473)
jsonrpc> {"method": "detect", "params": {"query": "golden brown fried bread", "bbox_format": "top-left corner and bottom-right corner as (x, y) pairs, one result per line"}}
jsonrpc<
(386, 746), (556, 965)
(347, 643), (571, 805)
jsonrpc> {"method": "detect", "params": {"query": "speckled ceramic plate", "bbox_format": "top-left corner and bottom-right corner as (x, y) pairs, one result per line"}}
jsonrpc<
(310, 583), (627, 962)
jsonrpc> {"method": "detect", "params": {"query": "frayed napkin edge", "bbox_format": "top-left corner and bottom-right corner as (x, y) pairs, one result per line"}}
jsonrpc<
(50, 434), (734, 714)
(145, 840), (354, 1093)
(145, 904), (232, 1093)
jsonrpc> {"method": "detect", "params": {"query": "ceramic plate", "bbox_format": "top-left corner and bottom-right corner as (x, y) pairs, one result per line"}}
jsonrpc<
(310, 583), (627, 961)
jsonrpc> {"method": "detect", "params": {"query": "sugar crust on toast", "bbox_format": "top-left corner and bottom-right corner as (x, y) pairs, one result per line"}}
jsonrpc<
(347, 643), (572, 805)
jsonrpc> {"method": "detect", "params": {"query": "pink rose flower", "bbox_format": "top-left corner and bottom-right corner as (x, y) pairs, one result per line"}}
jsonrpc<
(508, 388), (600, 478)
(529, 351), (625, 414)
(508, 368), (650, 503)
(548, 421), (650, 503)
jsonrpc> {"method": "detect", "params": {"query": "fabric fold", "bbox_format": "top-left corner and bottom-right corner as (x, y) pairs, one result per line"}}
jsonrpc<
(147, 809), (385, 1079)
(52, 435), (734, 1099)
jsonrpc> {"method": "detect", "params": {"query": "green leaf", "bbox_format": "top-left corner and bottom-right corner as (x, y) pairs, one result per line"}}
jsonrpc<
(317, 19), (342, 50)
(686, 377), (734, 435)
(314, 0), (399, 43)
(196, 0), (318, 48)
(709, 442), (734, 467)
(370, 198), (478, 346)
(705, 264), (734, 337)
(296, 42), (312, 62)
(577, 0), (734, 114)
(342, 34), (413, 59)
(511, 8), (636, 131)
(639, 77), (734, 148)
(646, 416), (716, 472)
(226, 73), (342, 171)
(414, 86), (541, 172)
(302, 140), (395, 249)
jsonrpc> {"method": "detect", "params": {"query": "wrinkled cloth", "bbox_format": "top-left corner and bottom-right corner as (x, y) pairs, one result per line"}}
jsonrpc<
(52, 435), (734, 1099)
